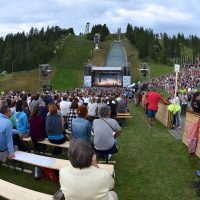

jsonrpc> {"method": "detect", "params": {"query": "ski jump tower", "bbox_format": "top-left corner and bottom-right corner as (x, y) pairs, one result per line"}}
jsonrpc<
(84, 29), (131, 87)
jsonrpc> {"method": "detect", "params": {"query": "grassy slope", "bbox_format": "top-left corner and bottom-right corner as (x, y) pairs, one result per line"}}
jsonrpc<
(50, 36), (93, 90)
(90, 41), (112, 66)
(149, 61), (174, 78)
(123, 39), (174, 83)
(0, 36), (93, 91)
(0, 70), (40, 91)
(122, 39), (141, 82)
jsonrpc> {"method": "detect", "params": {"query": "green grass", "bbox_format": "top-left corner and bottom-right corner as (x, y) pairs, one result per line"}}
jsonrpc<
(149, 61), (174, 78)
(50, 36), (93, 90)
(123, 40), (174, 83)
(0, 74), (14, 81)
(0, 36), (93, 91)
(182, 46), (193, 58)
(1, 105), (200, 200)
(114, 105), (200, 200)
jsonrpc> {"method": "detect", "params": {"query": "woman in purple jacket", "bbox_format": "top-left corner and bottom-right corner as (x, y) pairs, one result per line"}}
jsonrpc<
(29, 105), (46, 151)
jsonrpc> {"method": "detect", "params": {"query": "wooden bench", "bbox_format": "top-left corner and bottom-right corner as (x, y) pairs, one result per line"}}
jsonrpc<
(38, 138), (70, 149)
(13, 151), (114, 175)
(23, 137), (32, 142)
(23, 137), (70, 149)
(0, 179), (52, 200)
(117, 112), (131, 116)
(115, 115), (133, 119)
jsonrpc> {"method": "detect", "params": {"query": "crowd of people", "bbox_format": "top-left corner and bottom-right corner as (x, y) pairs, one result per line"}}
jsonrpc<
(0, 87), (132, 200)
(140, 66), (200, 129)
(0, 65), (200, 199)
(147, 67), (200, 93)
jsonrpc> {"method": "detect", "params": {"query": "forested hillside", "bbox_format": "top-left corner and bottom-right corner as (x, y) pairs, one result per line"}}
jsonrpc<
(0, 26), (74, 72)
(126, 23), (200, 64)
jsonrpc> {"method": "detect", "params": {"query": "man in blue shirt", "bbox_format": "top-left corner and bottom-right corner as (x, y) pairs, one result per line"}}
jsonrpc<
(0, 105), (15, 162)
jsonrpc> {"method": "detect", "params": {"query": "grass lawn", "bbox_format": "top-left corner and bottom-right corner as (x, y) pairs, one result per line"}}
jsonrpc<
(114, 105), (200, 200)
(149, 62), (174, 78)
(0, 70), (40, 91)
(122, 40), (174, 83)
(0, 36), (93, 92)
(1, 104), (200, 200)
(50, 36), (93, 90)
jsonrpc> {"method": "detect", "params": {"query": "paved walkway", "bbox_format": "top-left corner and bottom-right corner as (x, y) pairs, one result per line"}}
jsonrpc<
(168, 116), (185, 140)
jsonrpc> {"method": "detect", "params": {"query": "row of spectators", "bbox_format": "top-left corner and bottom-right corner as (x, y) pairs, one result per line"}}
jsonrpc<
(146, 67), (200, 95)
(139, 67), (200, 114)
(0, 87), (131, 200)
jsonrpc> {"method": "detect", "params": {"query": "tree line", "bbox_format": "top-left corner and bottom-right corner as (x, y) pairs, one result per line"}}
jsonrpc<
(87, 24), (110, 42)
(126, 23), (200, 64)
(0, 26), (74, 72)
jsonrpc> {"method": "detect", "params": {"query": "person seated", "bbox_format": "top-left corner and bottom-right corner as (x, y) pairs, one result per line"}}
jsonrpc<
(59, 139), (118, 200)
(22, 101), (30, 118)
(46, 103), (66, 144)
(14, 100), (30, 137)
(38, 100), (48, 120)
(107, 97), (117, 118)
(116, 95), (127, 113)
(93, 105), (121, 157)
(66, 100), (78, 131)
(29, 105), (46, 151)
(0, 105), (20, 162)
(71, 105), (91, 142)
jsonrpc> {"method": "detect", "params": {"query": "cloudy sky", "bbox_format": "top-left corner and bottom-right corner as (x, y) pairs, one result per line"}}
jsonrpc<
(0, 0), (199, 37)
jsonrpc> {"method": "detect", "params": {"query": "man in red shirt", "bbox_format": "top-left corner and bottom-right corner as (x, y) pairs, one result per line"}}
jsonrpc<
(146, 86), (168, 127)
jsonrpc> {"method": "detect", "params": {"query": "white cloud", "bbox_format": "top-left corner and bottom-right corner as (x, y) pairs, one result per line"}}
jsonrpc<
(113, 4), (193, 25)
(0, 0), (199, 36)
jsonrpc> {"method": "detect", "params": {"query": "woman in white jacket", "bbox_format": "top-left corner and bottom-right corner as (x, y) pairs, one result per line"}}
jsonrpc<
(59, 139), (118, 200)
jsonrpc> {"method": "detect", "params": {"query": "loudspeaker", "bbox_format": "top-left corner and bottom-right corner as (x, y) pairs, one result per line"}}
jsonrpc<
(88, 66), (91, 75)
(43, 85), (52, 91)
(123, 68), (126, 75)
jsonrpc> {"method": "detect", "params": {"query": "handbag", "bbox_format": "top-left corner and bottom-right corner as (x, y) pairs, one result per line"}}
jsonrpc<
(53, 190), (65, 200)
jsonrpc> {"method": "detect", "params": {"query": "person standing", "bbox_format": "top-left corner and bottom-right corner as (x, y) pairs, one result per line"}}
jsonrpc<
(60, 95), (71, 122)
(87, 97), (98, 124)
(66, 101), (78, 131)
(180, 92), (188, 116)
(146, 86), (168, 127)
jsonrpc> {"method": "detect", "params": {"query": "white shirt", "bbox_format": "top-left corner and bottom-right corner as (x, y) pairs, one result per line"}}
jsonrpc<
(171, 96), (180, 105)
(88, 102), (98, 116)
(60, 101), (71, 116)
(60, 165), (114, 200)
(83, 97), (90, 104)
